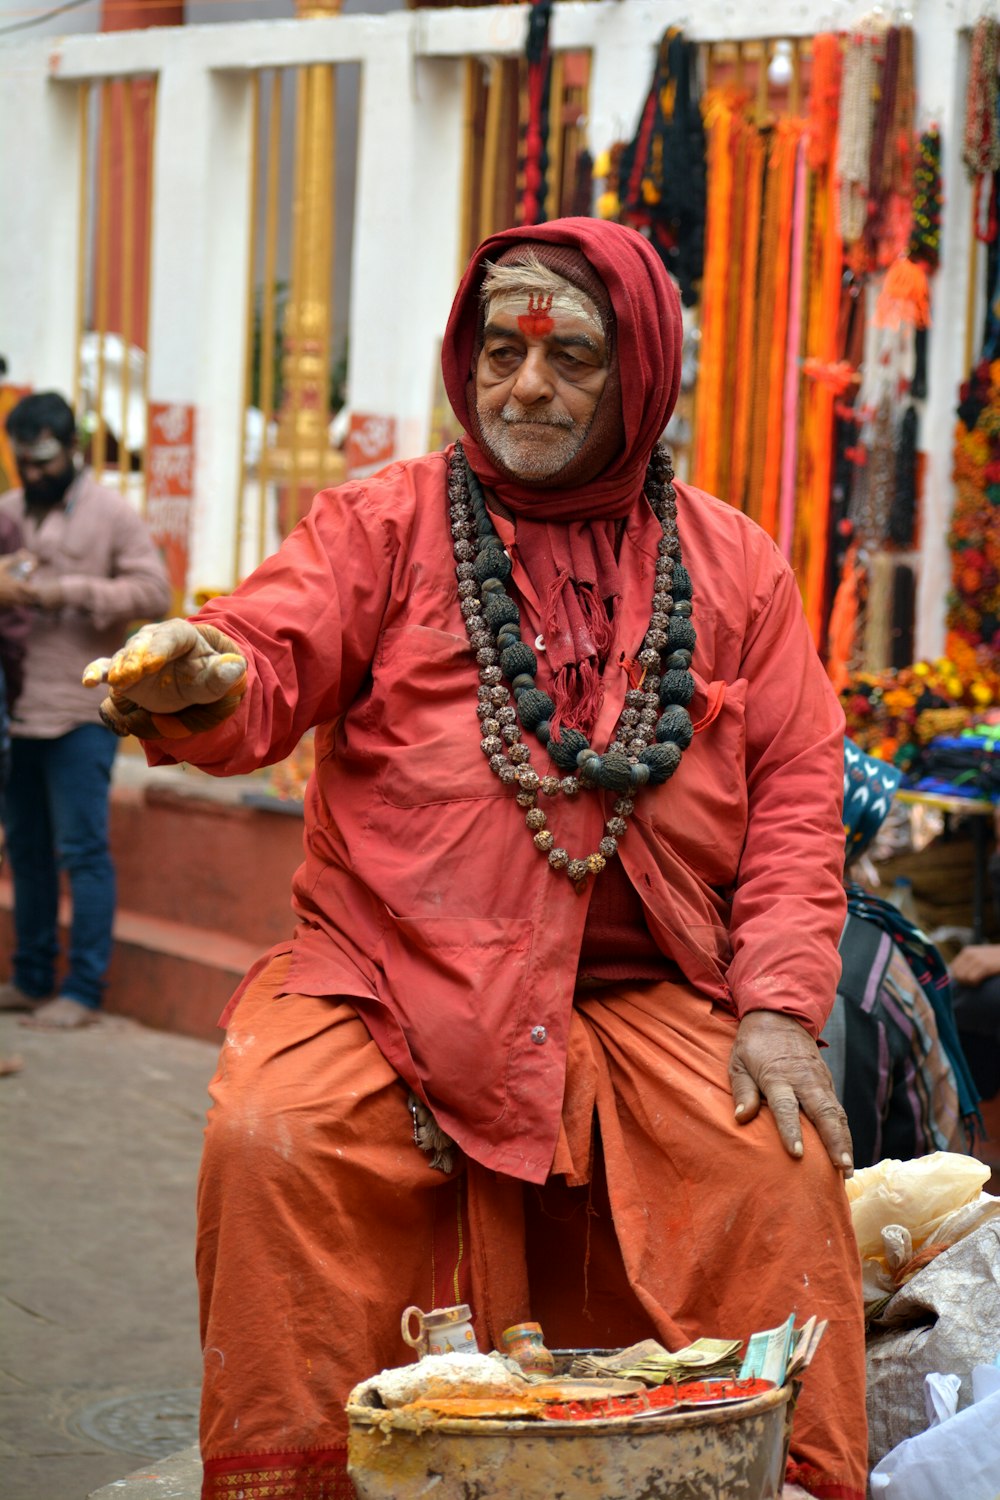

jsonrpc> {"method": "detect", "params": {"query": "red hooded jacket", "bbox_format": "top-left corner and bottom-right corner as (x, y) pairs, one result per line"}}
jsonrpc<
(147, 223), (846, 1182)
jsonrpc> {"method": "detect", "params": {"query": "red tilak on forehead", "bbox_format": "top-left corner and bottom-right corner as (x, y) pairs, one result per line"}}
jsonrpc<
(517, 292), (554, 338)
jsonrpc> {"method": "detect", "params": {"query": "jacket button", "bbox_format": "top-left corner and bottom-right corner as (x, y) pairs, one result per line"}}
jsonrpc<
(530, 1025), (547, 1044)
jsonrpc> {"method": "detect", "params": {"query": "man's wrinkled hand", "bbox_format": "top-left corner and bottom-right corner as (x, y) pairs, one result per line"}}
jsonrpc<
(83, 618), (248, 739)
(729, 1010), (854, 1175)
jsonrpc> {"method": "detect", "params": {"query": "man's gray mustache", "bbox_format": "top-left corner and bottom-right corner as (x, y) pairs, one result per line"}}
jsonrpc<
(500, 409), (575, 430)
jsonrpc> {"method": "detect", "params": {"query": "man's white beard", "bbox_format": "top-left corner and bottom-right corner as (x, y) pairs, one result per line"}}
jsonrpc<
(477, 402), (589, 479)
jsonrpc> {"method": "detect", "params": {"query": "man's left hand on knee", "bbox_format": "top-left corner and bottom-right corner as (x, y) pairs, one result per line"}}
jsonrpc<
(728, 1011), (854, 1175)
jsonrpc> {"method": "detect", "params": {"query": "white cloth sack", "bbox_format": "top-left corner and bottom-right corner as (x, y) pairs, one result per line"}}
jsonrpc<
(865, 1219), (1000, 1467)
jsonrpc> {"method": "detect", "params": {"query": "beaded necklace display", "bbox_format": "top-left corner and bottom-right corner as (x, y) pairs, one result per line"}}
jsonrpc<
(963, 16), (1000, 180)
(838, 17), (885, 247)
(448, 442), (696, 890)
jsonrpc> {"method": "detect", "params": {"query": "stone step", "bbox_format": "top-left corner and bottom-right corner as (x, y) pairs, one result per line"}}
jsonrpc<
(0, 881), (264, 1041)
(88, 1446), (202, 1499)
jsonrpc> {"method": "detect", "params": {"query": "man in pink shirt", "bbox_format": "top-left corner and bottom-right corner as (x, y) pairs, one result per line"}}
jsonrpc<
(0, 391), (169, 1028)
(86, 222), (866, 1500)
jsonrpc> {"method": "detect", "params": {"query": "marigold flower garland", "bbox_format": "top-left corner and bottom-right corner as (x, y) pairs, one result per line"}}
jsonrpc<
(840, 649), (1000, 774)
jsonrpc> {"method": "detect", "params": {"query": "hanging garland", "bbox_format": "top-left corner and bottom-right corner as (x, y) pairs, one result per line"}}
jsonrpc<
(520, 0), (553, 227)
(759, 120), (806, 544)
(950, 359), (1000, 655)
(662, 19), (944, 676)
(692, 89), (735, 495)
(890, 562), (916, 669)
(888, 403), (919, 546)
(616, 28), (707, 306)
(799, 32), (845, 644)
(963, 12), (1000, 295)
(909, 126), (942, 271)
(806, 29), (841, 172)
(962, 16), (1000, 180)
(567, 147), (594, 219)
(728, 126), (765, 511)
(865, 24), (915, 269)
(948, 28), (1000, 659)
(875, 122), (940, 342)
(837, 15), (886, 248)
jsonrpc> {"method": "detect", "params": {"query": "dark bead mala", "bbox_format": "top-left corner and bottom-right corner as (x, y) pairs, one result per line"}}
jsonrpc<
(448, 442), (696, 889)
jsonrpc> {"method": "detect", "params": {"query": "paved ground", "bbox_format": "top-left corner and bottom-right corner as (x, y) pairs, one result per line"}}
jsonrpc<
(0, 1009), (219, 1500)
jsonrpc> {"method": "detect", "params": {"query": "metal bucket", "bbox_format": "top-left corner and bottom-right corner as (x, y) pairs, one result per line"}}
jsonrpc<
(347, 1381), (795, 1500)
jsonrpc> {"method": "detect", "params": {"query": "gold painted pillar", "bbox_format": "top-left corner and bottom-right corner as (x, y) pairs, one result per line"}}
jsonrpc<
(272, 0), (345, 528)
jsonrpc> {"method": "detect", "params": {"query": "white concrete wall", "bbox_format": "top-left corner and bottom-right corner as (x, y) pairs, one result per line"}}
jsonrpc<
(0, 0), (985, 651)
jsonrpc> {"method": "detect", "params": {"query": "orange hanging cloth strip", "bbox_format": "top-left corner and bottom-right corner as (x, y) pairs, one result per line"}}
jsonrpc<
(801, 33), (845, 646)
(759, 120), (805, 540)
(729, 127), (765, 511)
(692, 92), (735, 495)
(745, 136), (786, 526)
(718, 112), (751, 505)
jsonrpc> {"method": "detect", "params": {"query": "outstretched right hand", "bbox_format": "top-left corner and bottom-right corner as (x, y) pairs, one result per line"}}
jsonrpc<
(83, 618), (248, 739)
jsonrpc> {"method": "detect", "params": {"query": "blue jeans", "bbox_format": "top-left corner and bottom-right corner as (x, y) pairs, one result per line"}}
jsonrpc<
(0, 664), (9, 822)
(4, 724), (118, 1008)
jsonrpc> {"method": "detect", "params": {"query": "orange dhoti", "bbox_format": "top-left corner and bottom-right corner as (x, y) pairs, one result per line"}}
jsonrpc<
(198, 955), (867, 1500)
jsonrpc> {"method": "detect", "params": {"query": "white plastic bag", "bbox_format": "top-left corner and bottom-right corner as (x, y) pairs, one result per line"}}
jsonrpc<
(870, 1376), (1000, 1499)
(859, 1194), (1000, 1304)
(847, 1153), (989, 1261)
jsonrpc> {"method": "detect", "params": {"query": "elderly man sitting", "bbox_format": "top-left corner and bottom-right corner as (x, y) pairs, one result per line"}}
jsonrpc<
(87, 219), (866, 1500)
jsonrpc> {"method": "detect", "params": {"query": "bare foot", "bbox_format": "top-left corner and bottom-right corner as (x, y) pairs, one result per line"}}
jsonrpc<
(0, 1055), (24, 1076)
(0, 981), (43, 1012)
(19, 997), (100, 1030)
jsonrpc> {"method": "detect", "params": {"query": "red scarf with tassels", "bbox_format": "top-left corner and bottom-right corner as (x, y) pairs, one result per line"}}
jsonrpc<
(441, 218), (682, 740)
(518, 515), (620, 737)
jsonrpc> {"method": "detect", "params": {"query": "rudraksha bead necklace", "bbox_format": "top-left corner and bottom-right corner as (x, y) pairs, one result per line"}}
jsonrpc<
(448, 442), (696, 889)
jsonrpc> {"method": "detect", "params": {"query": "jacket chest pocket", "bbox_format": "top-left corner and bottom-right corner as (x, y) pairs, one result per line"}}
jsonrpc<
(636, 671), (749, 889)
(370, 624), (508, 808)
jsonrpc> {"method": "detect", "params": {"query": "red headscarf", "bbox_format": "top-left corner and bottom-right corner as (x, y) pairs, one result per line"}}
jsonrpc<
(443, 218), (682, 516)
(441, 218), (683, 736)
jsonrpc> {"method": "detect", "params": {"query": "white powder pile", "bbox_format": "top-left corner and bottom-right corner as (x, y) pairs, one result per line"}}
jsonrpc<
(350, 1352), (528, 1410)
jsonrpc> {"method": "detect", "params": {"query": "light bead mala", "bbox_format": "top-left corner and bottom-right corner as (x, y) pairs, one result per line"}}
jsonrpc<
(837, 16), (886, 247)
(448, 442), (696, 890)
